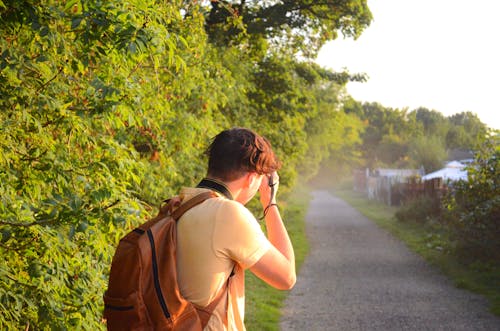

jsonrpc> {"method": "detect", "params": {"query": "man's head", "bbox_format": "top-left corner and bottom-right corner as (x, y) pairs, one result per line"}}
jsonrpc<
(205, 128), (281, 182)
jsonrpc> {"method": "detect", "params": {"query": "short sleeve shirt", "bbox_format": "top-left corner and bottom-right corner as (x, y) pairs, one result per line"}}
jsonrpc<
(176, 187), (271, 330)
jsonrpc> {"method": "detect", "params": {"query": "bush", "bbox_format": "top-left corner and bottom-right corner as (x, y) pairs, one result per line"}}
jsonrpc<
(395, 195), (441, 223)
(442, 140), (500, 262)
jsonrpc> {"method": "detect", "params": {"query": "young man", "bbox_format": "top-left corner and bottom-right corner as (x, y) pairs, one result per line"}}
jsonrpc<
(176, 127), (296, 330)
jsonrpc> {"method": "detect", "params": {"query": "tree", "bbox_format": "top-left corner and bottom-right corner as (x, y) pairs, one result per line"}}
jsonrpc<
(409, 136), (447, 173)
(446, 111), (488, 150)
(351, 102), (420, 168)
(1, 0), (375, 328)
(375, 134), (409, 166)
(443, 139), (500, 261)
(203, 0), (373, 56)
(300, 81), (363, 181)
(445, 126), (471, 150)
(412, 107), (449, 139)
(0, 1), (218, 328)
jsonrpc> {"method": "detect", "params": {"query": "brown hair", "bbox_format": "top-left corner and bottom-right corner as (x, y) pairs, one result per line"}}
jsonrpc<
(205, 128), (281, 181)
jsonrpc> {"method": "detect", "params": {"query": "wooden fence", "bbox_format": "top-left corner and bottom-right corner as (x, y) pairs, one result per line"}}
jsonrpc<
(353, 170), (448, 206)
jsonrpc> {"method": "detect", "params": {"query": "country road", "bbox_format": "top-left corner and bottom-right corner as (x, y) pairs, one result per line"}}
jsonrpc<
(279, 190), (500, 331)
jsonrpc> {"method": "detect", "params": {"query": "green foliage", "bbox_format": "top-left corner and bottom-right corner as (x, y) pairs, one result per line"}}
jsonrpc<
(0, 0), (217, 329)
(346, 101), (421, 169)
(343, 102), (488, 171)
(413, 107), (449, 139)
(443, 139), (500, 262)
(203, 0), (373, 57)
(446, 126), (471, 150)
(301, 86), (363, 181)
(0, 0), (496, 328)
(0, 0), (373, 329)
(446, 112), (489, 150)
(409, 135), (448, 172)
(395, 195), (442, 224)
(375, 134), (409, 166)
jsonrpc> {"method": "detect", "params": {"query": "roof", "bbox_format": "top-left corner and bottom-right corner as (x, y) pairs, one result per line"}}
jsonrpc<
(375, 168), (424, 178)
(422, 161), (468, 181)
(445, 160), (465, 168)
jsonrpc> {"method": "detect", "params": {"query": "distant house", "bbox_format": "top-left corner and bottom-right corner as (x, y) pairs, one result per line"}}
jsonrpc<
(364, 167), (425, 206)
(422, 161), (468, 182)
(375, 168), (425, 180)
(354, 162), (468, 207)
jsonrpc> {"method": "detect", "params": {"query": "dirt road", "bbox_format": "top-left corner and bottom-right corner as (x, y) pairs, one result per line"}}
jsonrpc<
(279, 190), (500, 331)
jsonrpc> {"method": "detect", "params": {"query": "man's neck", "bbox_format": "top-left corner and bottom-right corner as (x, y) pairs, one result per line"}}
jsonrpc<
(197, 178), (234, 200)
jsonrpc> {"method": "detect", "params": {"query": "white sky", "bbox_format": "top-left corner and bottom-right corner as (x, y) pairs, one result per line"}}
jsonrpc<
(316, 0), (500, 130)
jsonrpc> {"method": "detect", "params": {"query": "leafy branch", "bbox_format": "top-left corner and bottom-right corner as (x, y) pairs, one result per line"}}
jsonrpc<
(0, 219), (58, 228)
(36, 65), (64, 93)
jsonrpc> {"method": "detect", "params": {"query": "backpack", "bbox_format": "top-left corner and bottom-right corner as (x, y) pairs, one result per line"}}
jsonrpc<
(103, 191), (224, 331)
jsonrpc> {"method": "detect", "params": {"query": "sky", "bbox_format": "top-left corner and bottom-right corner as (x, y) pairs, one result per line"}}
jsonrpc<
(315, 0), (500, 130)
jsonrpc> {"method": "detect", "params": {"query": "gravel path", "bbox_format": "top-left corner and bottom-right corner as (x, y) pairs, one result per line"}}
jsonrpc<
(280, 190), (500, 331)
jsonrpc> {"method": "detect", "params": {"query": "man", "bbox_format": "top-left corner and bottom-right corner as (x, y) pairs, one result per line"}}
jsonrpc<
(176, 127), (296, 330)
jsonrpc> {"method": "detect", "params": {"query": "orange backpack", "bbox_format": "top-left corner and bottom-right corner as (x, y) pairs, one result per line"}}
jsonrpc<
(103, 192), (224, 330)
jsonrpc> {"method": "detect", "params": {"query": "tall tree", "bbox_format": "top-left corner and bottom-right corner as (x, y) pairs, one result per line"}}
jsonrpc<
(1, 0), (375, 328)
(203, 0), (372, 56)
(446, 111), (488, 150)
(299, 73), (363, 180)
(351, 102), (420, 168)
(0, 1), (220, 328)
(444, 138), (500, 261)
(409, 136), (447, 172)
(412, 107), (449, 139)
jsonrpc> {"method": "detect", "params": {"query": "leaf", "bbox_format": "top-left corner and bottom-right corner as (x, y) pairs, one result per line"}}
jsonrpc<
(128, 42), (137, 54)
(64, 0), (79, 11)
(71, 17), (83, 30)
(39, 26), (50, 37)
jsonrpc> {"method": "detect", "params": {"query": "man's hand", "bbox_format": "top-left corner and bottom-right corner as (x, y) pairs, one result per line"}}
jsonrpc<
(259, 171), (279, 207)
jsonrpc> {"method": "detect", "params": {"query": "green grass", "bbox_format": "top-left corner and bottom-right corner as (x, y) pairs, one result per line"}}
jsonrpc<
(244, 184), (310, 330)
(333, 186), (500, 316)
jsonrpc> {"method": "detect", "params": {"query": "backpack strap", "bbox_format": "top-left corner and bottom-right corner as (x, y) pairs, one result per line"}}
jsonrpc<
(196, 266), (234, 328)
(172, 190), (231, 327)
(171, 191), (217, 221)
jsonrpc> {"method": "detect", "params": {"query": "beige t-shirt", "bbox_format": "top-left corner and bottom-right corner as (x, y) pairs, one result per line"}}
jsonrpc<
(176, 187), (271, 330)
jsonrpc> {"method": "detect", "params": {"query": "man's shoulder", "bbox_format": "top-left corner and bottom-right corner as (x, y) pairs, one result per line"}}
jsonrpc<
(214, 200), (258, 229)
(215, 198), (248, 213)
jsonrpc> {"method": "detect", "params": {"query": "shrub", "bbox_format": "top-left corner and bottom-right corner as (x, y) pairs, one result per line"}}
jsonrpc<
(442, 140), (500, 262)
(396, 195), (441, 223)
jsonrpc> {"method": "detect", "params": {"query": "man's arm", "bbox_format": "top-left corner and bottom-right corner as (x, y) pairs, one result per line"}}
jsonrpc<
(249, 206), (296, 289)
(249, 173), (296, 290)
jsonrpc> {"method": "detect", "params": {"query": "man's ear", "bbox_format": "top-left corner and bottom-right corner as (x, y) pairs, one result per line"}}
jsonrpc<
(245, 172), (258, 188)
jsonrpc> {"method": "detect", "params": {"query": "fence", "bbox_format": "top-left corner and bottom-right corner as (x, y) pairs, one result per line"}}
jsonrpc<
(353, 169), (448, 206)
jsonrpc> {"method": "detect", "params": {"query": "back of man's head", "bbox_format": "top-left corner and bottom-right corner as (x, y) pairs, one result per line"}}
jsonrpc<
(205, 128), (281, 182)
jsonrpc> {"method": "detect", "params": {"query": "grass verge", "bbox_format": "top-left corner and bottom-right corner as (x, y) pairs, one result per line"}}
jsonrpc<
(334, 187), (500, 317)
(244, 184), (310, 330)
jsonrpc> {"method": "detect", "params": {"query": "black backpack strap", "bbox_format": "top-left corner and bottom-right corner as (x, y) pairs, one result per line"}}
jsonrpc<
(171, 191), (217, 221)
